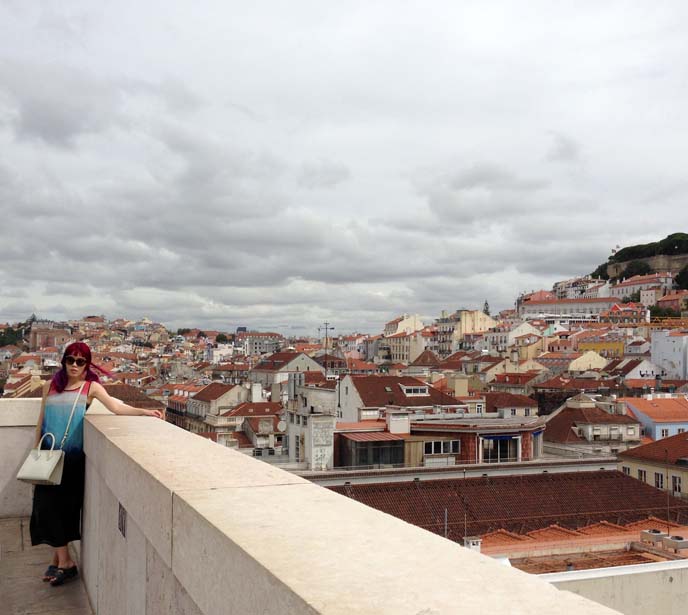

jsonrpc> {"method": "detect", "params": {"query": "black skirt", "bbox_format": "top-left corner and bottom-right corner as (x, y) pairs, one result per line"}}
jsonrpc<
(30, 452), (86, 547)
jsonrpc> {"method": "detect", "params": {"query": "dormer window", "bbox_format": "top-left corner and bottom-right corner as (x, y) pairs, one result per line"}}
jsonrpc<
(401, 385), (428, 396)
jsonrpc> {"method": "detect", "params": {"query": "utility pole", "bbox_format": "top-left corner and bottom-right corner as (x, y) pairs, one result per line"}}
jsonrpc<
(666, 448), (671, 534)
(318, 322), (335, 354)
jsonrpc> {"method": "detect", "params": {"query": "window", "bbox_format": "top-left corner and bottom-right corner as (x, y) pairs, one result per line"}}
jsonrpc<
(661, 429), (670, 438)
(655, 472), (665, 489)
(622, 466), (630, 475)
(679, 429), (686, 434)
(476, 404), (483, 414)
(525, 409), (531, 417)
(638, 469), (647, 482)
(289, 413), (294, 423)
(673, 475), (682, 494)
(424, 440), (460, 456)
(627, 427), (635, 435)
(302, 415), (308, 426)
(510, 409), (517, 416)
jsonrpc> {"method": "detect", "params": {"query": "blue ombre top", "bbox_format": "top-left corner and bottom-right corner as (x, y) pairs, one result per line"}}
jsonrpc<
(41, 382), (91, 455)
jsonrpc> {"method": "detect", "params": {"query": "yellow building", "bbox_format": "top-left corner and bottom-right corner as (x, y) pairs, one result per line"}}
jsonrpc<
(618, 431), (688, 500)
(578, 339), (625, 359)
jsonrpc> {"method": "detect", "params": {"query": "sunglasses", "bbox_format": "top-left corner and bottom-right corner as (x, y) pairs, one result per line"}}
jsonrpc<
(65, 356), (87, 367)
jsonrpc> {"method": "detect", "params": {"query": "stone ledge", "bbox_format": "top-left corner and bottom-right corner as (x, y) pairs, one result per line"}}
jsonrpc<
(83, 414), (621, 615)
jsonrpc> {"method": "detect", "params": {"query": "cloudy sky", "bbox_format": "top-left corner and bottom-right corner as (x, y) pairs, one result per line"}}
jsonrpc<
(1, 2), (687, 335)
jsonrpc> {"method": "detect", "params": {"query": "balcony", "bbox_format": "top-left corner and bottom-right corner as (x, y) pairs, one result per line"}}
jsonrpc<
(0, 398), (626, 614)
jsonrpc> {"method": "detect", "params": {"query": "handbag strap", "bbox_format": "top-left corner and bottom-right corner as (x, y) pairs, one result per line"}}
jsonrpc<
(59, 382), (86, 450)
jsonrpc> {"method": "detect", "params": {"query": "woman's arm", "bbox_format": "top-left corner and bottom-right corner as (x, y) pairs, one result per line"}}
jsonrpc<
(89, 382), (163, 418)
(34, 382), (51, 446)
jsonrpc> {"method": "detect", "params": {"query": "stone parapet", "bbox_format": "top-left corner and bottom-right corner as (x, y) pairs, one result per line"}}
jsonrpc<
(79, 411), (620, 615)
(1, 399), (620, 614)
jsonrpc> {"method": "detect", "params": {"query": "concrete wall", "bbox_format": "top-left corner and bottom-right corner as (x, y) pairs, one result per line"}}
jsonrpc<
(0, 399), (40, 518)
(545, 559), (688, 615)
(2, 399), (622, 615)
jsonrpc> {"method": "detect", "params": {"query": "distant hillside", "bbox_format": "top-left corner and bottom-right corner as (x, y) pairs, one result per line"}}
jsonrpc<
(589, 233), (688, 279)
(610, 233), (688, 263)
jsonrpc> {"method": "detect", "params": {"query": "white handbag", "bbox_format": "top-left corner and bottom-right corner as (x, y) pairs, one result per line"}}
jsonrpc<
(17, 383), (84, 486)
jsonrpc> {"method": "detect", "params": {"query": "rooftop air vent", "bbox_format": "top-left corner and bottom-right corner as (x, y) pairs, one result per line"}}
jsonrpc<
(640, 529), (667, 544)
(663, 535), (688, 551)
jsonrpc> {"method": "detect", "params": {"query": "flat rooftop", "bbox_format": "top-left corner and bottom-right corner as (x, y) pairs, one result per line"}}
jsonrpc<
(512, 547), (679, 575)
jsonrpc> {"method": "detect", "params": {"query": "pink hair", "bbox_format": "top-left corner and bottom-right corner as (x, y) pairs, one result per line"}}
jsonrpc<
(51, 341), (110, 393)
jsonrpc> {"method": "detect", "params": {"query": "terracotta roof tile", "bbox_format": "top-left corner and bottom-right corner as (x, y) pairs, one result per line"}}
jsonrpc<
(350, 376), (459, 408)
(623, 397), (688, 423)
(620, 431), (688, 464)
(329, 471), (688, 543)
(221, 402), (283, 417)
(192, 382), (236, 402)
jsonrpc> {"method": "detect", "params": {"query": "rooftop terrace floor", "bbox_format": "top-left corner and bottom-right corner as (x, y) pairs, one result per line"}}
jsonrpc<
(0, 517), (92, 615)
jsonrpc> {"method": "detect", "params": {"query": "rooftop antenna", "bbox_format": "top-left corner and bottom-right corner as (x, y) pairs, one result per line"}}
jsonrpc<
(318, 321), (335, 373)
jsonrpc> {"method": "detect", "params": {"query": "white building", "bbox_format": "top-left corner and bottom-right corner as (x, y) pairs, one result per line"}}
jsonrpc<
(651, 330), (688, 380)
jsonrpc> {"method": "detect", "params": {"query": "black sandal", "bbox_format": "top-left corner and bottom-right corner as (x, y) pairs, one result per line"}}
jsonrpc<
(42, 565), (58, 582)
(49, 566), (78, 586)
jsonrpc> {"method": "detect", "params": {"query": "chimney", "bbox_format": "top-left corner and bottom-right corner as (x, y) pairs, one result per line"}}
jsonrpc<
(463, 536), (482, 553)
(250, 383), (263, 402)
(452, 376), (469, 398)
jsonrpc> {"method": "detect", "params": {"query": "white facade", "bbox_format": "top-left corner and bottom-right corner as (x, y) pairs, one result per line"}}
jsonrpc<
(384, 314), (425, 336)
(651, 330), (688, 379)
(337, 375), (367, 422)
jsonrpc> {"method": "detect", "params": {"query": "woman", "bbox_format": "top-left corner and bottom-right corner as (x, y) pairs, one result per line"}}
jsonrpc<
(30, 342), (162, 586)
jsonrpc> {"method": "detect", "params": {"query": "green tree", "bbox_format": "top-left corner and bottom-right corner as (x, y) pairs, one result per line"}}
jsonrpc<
(177, 328), (191, 335)
(621, 260), (652, 279)
(0, 326), (23, 347)
(590, 262), (610, 280)
(216, 333), (229, 344)
(650, 305), (680, 318)
(676, 264), (688, 290)
(622, 290), (641, 304)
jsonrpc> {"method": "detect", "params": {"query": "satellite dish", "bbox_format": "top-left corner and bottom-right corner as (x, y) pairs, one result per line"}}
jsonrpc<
(277, 420), (287, 432)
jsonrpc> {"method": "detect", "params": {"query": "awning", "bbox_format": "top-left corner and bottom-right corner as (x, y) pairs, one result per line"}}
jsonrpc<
(341, 432), (406, 442)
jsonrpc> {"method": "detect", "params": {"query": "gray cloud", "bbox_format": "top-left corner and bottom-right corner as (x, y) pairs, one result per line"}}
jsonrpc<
(547, 133), (580, 163)
(298, 159), (352, 189)
(2, 2), (688, 332)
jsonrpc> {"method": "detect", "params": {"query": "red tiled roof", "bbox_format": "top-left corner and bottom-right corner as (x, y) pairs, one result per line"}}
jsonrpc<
(492, 372), (541, 385)
(221, 402), (283, 417)
(252, 352), (304, 372)
(533, 376), (621, 391)
(623, 379), (688, 390)
(484, 392), (537, 413)
(620, 431), (688, 464)
(350, 376), (459, 408)
(346, 358), (378, 372)
(329, 471), (688, 542)
(409, 349), (440, 367)
(623, 397), (688, 422)
(192, 382), (236, 402)
(230, 431), (254, 448)
(212, 363), (249, 371)
(103, 384), (165, 410)
(524, 297), (616, 305)
(545, 406), (637, 444)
